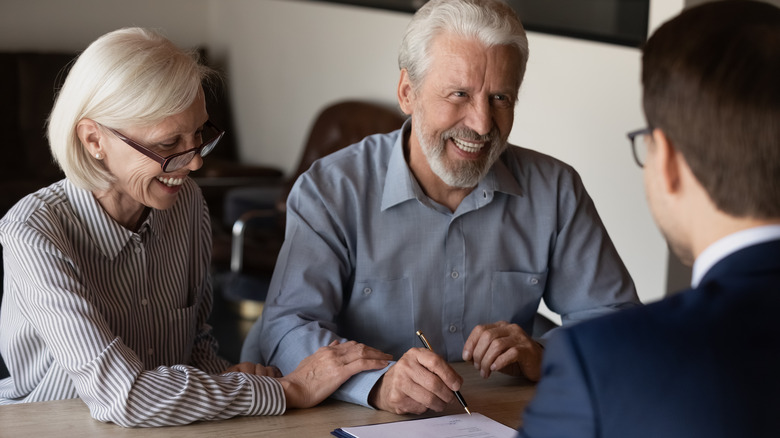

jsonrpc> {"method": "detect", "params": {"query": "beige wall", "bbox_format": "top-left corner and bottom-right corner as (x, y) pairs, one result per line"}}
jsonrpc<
(1, 0), (694, 311)
(207, 0), (408, 174)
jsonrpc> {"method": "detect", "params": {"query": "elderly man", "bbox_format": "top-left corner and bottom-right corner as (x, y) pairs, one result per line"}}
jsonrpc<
(244, 0), (639, 414)
(519, 1), (780, 437)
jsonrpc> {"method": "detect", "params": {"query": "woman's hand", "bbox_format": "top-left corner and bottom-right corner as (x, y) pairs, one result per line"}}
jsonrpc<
(279, 340), (392, 409)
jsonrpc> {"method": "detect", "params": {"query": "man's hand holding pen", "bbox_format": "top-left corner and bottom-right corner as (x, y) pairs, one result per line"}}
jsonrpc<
(417, 331), (471, 415)
(368, 322), (543, 415)
(368, 348), (464, 415)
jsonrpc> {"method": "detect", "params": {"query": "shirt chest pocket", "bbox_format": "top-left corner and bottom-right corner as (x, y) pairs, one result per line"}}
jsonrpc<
(490, 270), (548, 333)
(343, 277), (413, 356)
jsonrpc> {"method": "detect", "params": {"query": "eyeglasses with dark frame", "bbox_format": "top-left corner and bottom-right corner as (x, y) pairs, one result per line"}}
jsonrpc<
(626, 127), (653, 168)
(103, 120), (225, 173)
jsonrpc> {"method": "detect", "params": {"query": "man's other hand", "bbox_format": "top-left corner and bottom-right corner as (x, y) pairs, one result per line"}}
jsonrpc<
(463, 321), (543, 381)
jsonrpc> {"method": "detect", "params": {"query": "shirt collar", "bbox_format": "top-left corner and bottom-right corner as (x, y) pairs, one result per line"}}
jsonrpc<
(483, 153), (524, 197)
(381, 119), (418, 211)
(141, 208), (162, 240)
(65, 180), (161, 260)
(381, 119), (523, 211)
(692, 224), (780, 287)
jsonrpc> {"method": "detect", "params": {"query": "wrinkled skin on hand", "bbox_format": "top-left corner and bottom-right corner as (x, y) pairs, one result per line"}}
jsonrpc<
(368, 348), (463, 415)
(279, 340), (392, 409)
(462, 320), (543, 382)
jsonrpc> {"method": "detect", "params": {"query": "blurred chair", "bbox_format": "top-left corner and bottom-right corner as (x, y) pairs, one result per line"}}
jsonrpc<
(213, 100), (407, 319)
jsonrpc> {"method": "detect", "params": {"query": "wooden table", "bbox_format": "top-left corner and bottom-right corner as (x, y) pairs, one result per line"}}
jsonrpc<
(0, 362), (536, 437)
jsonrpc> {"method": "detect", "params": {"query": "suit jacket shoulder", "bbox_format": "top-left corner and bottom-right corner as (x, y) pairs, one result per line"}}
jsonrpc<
(520, 239), (780, 438)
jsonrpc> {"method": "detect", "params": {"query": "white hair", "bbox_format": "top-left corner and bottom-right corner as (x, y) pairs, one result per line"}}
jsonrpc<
(398, 0), (529, 90)
(47, 27), (215, 191)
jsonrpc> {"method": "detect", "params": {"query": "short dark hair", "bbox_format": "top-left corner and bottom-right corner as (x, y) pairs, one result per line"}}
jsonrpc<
(642, 0), (780, 219)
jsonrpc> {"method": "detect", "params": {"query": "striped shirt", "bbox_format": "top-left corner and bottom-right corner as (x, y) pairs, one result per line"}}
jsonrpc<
(0, 178), (285, 426)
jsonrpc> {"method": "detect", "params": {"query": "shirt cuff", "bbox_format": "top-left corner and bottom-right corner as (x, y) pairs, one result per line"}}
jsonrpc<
(248, 375), (286, 416)
(331, 363), (394, 408)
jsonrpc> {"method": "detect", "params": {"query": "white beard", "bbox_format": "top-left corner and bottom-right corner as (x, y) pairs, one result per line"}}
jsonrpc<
(413, 108), (507, 189)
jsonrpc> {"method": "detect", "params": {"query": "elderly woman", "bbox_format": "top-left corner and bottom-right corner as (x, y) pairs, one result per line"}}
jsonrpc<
(0, 28), (390, 427)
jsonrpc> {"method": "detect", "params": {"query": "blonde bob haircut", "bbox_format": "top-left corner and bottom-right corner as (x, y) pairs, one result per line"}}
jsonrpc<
(47, 27), (215, 192)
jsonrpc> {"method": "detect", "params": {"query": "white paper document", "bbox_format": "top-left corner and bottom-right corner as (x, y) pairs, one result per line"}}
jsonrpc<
(331, 413), (517, 438)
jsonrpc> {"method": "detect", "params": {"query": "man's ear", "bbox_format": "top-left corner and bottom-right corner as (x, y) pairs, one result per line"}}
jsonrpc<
(397, 69), (415, 115)
(651, 128), (682, 195)
(76, 119), (104, 158)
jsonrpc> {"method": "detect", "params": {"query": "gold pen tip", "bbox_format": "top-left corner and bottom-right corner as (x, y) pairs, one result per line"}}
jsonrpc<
(465, 407), (472, 415)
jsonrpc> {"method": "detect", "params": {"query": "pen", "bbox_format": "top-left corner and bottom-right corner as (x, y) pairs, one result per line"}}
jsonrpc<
(415, 330), (472, 415)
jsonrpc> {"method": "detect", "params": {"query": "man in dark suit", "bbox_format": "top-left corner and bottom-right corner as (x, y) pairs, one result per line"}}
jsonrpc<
(518, 1), (780, 437)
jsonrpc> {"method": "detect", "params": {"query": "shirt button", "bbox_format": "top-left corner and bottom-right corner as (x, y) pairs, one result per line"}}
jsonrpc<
(134, 246), (141, 254)
(449, 324), (458, 333)
(141, 299), (148, 306)
(451, 271), (459, 279)
(363, 287), (372, 296)
(530, 277), (539, 285)
(147, 348), (154, 356)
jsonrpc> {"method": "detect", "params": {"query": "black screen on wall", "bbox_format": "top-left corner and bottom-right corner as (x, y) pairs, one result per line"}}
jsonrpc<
(308, 0), (650, 47)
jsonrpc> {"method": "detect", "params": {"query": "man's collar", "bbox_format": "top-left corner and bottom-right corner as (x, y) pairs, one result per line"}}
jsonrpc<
(381, 119), (419, 211)
(485, 153), (524, 197)
(692, 224), (780, 287)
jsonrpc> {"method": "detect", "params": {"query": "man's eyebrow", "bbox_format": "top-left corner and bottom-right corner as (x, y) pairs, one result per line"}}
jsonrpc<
(439, 81), (470, 90)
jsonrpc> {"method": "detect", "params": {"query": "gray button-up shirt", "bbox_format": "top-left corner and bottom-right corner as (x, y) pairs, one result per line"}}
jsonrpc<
(248, 120), (638, 407)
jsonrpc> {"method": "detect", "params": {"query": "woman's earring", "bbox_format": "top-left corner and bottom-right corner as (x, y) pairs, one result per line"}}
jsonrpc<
(95, 153), (102, 160)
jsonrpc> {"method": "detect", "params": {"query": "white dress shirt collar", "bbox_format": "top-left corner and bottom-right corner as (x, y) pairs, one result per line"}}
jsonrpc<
(692, 224), (780, 287)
